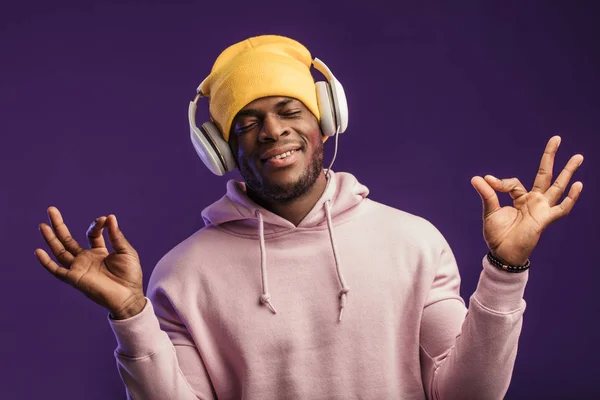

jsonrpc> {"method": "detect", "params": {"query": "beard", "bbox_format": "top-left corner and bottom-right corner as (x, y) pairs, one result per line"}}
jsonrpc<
(239, 140), (324, 204)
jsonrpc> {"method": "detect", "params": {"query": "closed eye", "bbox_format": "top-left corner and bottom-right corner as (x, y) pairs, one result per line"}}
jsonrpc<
(236, 122), (258, 134)
(281, 110), (301, 117)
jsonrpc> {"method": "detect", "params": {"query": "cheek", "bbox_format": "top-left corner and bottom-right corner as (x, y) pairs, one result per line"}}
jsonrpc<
(237, 147), (262, 174)
(309, 127), (325, 147)
(233, 138), (253, 163)
(237, 149), (252, 168)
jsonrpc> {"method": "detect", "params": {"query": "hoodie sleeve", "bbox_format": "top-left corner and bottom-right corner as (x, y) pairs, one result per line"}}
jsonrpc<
(108, 295), (216, 400)
(419, 231), (528, 400)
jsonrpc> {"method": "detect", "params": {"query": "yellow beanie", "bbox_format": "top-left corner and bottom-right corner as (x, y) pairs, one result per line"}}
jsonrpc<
(200, 35), (321, 142)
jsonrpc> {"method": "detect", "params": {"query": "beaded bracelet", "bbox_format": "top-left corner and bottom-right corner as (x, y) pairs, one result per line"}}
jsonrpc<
(486, 251), (530, 273)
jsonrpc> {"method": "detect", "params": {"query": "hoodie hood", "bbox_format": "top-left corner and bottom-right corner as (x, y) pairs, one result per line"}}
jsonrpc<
(201, 170), (369, 235)
(200, 170), (369, 321)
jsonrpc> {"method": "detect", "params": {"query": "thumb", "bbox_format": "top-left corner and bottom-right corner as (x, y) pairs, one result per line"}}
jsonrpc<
(106, 214), (137, 256)
(471, 176), (501, 217)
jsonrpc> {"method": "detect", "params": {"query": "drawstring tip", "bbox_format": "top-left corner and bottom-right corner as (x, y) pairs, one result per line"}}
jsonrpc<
(260, 294), (277, 314)
(338, 290), (349, 322)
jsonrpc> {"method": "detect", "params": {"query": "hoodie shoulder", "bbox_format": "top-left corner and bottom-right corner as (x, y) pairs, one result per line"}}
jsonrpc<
(362, 198), (448, 251)
(146, 225), (227, 294)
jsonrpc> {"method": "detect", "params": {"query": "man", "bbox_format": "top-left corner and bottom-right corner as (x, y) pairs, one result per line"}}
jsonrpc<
(35, 35), (584, 399)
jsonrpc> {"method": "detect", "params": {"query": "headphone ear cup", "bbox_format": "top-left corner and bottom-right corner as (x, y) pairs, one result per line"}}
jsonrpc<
(190, 120), (237, 176)
(315, 81), (336, 137)
(329, 79), (348, 134)
(202, 121), (237, 172)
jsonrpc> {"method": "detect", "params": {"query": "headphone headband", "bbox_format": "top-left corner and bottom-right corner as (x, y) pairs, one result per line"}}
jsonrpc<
(312, 58), (334, 82)
(196, 77), (209, 98)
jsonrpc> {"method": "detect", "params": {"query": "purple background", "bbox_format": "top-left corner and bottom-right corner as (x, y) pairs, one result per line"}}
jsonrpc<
(2, 1), (598, 398)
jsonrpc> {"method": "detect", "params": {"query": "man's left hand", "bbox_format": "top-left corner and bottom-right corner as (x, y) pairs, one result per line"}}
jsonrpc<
(471, 135), (584, 266)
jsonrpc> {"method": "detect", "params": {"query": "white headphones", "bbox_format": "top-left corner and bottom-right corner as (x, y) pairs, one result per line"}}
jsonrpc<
(188, 57), (349, 176)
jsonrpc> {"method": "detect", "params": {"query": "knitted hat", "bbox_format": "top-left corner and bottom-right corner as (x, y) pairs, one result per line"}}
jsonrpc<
(200, 35), (321, 142)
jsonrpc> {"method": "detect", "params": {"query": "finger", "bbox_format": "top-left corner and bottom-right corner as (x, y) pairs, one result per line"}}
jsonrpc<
(484, 175), (528, 200)
(39, 222), (75, 267)
(106, 214), (137, 256)
(549, 181), (583, 223)
(34, 248), (73, 285)
(86, 216), (108, 249)
(545, 154), (584, 205)
(47, 206), (85, 257)
(471, 176), (501, 218)
(532, 136), (561, 193)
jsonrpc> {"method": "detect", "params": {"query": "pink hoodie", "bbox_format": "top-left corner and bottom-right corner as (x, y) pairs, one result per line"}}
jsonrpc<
(109, 170), (528, 399)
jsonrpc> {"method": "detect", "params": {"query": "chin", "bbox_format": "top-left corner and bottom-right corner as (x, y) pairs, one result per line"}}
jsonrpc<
(259, 171), (307, 200)
(262, 165), (304, 184)
(240, 146), (324, 203)
(245, 166), (316, 203)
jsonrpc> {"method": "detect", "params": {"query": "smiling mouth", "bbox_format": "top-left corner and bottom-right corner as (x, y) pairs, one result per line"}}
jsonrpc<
(262, 148), (302, 163)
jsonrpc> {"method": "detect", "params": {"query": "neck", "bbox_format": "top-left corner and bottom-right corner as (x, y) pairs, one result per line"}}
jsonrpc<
(248, 171), (328, 226)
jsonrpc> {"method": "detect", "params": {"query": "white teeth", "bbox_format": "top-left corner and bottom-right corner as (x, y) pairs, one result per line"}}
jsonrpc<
(270, 149), (296, 160)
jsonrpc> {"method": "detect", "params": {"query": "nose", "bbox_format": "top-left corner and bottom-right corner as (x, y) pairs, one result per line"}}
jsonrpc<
(259, 113), (290, 142)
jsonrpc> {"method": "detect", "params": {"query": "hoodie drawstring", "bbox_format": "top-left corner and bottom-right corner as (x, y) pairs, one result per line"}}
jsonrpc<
(325, 200), (350, 322)
(254, 202), (350, 321)
(256, 210), (277, 314)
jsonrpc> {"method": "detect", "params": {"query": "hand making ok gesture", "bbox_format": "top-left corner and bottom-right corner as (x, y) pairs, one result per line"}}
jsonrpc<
(34, 208), (147, 319)
(471, 136), (584, 266)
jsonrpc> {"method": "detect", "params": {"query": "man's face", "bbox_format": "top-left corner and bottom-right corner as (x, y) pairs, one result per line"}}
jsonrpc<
(228, 96), (324, 203)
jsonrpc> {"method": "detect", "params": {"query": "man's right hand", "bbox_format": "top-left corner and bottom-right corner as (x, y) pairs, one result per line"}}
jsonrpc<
(34, 206), (146, 320)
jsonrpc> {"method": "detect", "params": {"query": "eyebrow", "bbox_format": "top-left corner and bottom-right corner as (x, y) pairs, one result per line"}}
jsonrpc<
(235, 98), (296, 119)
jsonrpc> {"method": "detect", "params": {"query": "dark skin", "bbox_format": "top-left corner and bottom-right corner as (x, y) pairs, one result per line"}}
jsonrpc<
(228, 96), (328, 226)
(35, 94), (584, 321)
